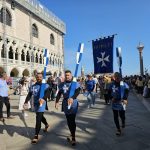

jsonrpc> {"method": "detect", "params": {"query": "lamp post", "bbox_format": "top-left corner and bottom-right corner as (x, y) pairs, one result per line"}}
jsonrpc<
(137, 43), (144, 76)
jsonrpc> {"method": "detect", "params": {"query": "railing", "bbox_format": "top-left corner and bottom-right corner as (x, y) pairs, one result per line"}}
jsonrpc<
(0, 58), (61, 69)
(8, 59), (14, 63)
(14, 0), (66, 34)
(21, 61), (26, 65)
(26, 62), (30, 65)
(1, 58), (7, 63)
(15, 60), (19, 64)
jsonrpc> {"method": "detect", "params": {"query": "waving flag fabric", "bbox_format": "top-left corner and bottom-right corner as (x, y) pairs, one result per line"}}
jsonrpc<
(92, 36), (114, 74)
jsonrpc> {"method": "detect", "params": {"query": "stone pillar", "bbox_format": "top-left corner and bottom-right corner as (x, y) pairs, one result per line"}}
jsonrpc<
(137, 43), (144, 76)
(30, 50), (34, 77)
(18, 48), (21, 65)
(5, 45), (10, 75)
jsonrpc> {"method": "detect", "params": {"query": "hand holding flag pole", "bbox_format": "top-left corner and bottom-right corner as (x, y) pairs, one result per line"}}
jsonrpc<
(68, 43), (84, 109)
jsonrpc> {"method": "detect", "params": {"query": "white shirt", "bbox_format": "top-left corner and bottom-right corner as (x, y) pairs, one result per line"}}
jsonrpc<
(93, 77), (98, 84)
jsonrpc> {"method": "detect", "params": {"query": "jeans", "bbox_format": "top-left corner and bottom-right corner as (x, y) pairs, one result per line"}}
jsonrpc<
(87, 92), (95, 106)
(0, 96), (10, 118)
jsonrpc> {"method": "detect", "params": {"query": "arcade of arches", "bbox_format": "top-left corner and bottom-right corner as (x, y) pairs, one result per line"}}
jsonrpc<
(0, 36), (64, 77)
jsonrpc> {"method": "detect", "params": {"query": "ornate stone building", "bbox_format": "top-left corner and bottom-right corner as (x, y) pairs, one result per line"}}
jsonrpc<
(0, 0), (66, 77)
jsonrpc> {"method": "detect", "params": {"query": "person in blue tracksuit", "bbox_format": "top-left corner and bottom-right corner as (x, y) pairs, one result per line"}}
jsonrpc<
(24, 72), (50, 144)
(109, 72), (129, 136)
(55, 70), (81, 146)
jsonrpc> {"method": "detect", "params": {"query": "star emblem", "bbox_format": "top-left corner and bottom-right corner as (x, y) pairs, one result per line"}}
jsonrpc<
(112, 85), (118, 93)
(97, 52), (110, 67)
(63, 84), (69, 93)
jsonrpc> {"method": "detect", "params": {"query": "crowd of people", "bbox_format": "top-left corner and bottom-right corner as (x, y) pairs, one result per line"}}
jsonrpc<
(1, 70), (149, 145)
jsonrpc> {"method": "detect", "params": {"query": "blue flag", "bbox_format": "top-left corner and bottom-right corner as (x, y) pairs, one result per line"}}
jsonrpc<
(92, 36), (114, 74)
(68, 43), (84, 110)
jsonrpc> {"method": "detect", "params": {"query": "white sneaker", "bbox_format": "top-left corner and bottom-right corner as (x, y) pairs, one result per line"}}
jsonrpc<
(88, 105), (91, 109)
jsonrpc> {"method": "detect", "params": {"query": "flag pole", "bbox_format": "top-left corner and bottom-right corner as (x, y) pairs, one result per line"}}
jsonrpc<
(68, 43), (84, 109)
(116, 47), (122, 77)
(39, 49), (49, 106)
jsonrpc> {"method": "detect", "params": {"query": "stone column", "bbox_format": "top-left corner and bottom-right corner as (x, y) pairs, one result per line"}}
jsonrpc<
(24, 49), (27, 65)
(137, 43), (144, 76)
(18, 47), (21, 65)
(3, 45), (10, 75)
(30, 50), (34, 77)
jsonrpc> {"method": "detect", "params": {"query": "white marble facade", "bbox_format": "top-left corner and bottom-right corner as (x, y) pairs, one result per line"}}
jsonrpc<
(0, 0), (66, 77)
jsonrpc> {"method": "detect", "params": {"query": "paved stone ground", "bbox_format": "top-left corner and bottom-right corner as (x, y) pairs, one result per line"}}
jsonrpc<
(0, 91), (150, 150)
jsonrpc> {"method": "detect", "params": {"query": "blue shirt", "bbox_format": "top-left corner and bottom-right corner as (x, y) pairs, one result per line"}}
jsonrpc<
(0, 79), (8, 97)
(110, 81), (129, 110)
(58, 81), (80, 114)
(30, 83), (49, 112)
(86, 80), (96, 92)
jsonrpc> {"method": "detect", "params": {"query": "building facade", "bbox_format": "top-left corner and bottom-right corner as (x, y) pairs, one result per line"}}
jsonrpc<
(0, 0), (66, 77)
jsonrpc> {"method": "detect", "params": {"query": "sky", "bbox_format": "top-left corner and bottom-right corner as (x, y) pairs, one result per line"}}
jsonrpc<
(39, 0), (150, 76)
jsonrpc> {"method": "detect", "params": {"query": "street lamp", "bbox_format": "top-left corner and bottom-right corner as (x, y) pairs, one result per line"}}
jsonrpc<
(137, 42), (144, 76)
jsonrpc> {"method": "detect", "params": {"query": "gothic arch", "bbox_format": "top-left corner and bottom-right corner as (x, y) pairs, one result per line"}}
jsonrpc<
(50, 33), (55, 45)
(0, 67), (4, 76)
(1, 44), (5, 58)
(22, 69), (29, 76)
(0, 7), (12, 26)
(32, 23), (38, 38)
(26, 51), (30, 62)
(21, 50), (25, 61)
(35, 53), (38, 63)
(15, 48), (18, 60)
(10, 68), (19, 77)
(9, 46), (13, 59)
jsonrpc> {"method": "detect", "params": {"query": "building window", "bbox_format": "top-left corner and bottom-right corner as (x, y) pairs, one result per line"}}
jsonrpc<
(15, 49), (18, 60)
(26, 51), (30, 62)
(9, 46), (13, 59)
(39, 54), (42, 64)
(50, 34), (55, 45)
(35, 53), (38, 63)
(32, 24), (38, 38)
(0, 8), (12, 26)
(1, 44), (5, 58)
(21, 50), (25, 61)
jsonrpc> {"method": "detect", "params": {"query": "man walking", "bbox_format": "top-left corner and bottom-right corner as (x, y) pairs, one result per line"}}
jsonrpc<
(55, 70), (81, 146)
(24, 72), (50, 144)
(0, 72), (12, 122)
(109, 72), (129, 136)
